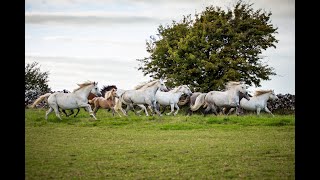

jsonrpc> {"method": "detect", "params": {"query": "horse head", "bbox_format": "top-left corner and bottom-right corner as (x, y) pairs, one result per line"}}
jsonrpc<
(233, 83), (250, 101)
(105, 88), (118, 99)
(91, 82), (102, 97)
(181, 85), (193, 96)
(111, 88), (119, 98)
(269, 90), (278, 100)
(159, 78), (168, 92)
(240, 91), (250, 101)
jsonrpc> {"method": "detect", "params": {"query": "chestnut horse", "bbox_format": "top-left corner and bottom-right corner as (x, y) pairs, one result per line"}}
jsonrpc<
(89, 88), (119, 116)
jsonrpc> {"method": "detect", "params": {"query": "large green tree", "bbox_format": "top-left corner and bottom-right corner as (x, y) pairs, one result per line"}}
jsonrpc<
(137, 1), (278, 92)
(25, 61), (51, 106)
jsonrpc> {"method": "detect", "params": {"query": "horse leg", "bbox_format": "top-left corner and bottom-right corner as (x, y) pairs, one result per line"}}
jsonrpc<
(45, 107), (54, 120)
(166, 104), (175, 116)
(51, 105), (62, 120)
(173, 104), (180, 116)
(125, 104), (132, 114)
(61, 109), (68, 116)
(93, 106), (100, 116)
(136, 105), (144, 115)
(73, 108), (80, 117)
(114, 108), (122, 117)
(66, 109), (74, 117)
(111, 107), (115, 116)
(227, 108), (235, 115)
(210, 104), (218, 116)
(79, 103), (97, 120)
(161, 105), (167, 114)
(186, 107), (193, 116)
(137, 104), (148, 116)
(151, 101), (162, 116)
(264, 106), (274, 117)
(256, 107), (261, 116)
(119, 106), (127, 116)
(148, 105), (154, 115)
(203, 105), (211, 116)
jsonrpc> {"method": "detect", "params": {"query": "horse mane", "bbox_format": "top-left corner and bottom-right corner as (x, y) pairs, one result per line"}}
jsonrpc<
(224, 81), (242, 89)
(73, 81), (95, 92)
(101, 85), (117, 97)
(171, 85), (183, 93)
(134, 80), (159, 90)
(254, 90), (273, 97)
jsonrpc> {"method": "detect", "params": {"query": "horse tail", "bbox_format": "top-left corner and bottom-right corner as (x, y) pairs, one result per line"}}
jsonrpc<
(29, 93), (52, 108)
(190, 93), (207, 111)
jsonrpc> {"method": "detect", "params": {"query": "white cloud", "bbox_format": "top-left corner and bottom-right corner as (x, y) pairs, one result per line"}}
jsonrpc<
(25, 11), (166, 26)
(42, 36), (142, 46)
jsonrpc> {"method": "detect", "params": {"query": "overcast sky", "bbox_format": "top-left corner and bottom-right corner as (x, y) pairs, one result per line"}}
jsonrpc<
(25, 0), (295, 94)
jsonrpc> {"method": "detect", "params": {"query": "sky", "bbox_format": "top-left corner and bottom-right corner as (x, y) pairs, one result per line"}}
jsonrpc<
(25, 0), (295, 95)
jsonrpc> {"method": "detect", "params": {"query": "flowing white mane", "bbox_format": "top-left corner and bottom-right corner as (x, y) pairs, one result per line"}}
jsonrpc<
(254, 90), (273, 97)
(170, 85), (188, 93)
(225, 81), (242, 90)
(134, 80), (159, 90)
(73, 81), (95, 92)
(170, 86), (182, 93)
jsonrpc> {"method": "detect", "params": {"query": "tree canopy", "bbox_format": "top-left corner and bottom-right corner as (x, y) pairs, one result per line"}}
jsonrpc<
(137, 0), (278, 92)
(25, 61), (51, 106)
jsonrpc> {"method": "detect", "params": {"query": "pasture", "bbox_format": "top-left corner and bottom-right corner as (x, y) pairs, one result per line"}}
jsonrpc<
(25, 108), (295, 179)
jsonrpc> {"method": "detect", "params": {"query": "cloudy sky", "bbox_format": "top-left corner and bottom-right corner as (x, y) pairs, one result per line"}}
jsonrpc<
(25, 0), (295, 94)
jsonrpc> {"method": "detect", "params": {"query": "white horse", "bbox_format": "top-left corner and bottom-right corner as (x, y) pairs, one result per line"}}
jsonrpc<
(190, 81), (250, 115)
(113, 88), (157, 117)
(155, 85), (193, 115)
(32, 81), (101, 120)
(120, 79), (168, 116)
(239, 89), (278, 116)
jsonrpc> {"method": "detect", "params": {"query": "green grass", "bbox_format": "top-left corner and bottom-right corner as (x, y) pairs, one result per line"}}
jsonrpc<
(25, 108), (295, 179)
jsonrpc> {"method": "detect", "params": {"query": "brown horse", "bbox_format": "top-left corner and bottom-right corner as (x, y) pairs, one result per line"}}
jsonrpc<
(89, 88), (119, 116)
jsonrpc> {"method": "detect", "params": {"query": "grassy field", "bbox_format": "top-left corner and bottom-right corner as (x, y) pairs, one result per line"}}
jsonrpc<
(25, 108), (295, 179)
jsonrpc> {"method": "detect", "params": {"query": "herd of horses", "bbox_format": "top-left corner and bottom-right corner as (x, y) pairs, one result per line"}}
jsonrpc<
(30, 79), (278, 120)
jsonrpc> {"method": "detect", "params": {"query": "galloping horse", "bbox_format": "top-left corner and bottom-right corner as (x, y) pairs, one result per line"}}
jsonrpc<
(155, 85), (192, 115)
(120, 79), (168, 116)
(190, 81), (250, 116)
(32, 81), (101, 120)
(62, 85), (117, 117)
(89, 88), (120, 116)
(239, 90), (278, 116)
